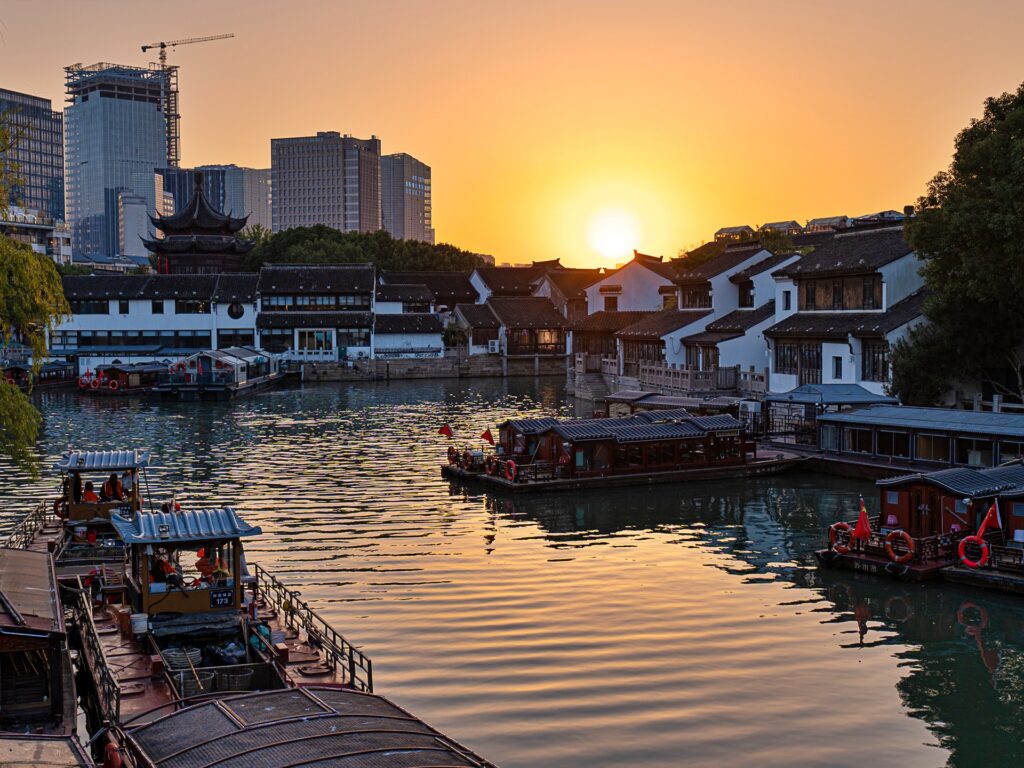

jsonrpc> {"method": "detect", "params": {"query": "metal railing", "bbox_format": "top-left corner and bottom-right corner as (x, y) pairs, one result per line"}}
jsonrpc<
(71, 578), (121, 723)
(251, 564), (373, 692)
(4, 501), (53, 549)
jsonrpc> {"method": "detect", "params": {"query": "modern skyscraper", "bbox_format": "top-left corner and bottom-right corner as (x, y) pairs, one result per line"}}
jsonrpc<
(381, 153), (434, 244)
(270, 131), (381, 233)
(0, 88), (64, 219)
(64, 62), (170, 258)
(198, 165), (271, 231)
(159, 166), (226, 214)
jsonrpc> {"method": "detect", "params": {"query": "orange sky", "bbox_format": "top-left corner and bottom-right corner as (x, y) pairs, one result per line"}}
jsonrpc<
(3, 1), (1023, 266)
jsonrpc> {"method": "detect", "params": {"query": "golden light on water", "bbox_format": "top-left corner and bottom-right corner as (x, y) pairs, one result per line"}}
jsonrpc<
(586, 208), (640, 261)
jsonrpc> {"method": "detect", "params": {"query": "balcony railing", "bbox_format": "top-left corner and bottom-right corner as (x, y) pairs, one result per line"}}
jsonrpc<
(601, 357), (618, 376)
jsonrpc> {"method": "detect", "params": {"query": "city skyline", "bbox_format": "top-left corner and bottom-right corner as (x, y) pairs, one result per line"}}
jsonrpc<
(3, 1), (1024, 265)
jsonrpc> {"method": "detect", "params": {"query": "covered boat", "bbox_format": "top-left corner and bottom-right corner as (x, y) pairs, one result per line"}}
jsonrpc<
(151, 346), (282, 400)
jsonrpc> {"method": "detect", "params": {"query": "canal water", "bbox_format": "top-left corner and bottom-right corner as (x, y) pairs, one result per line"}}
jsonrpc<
(1, 378), (1022, 768)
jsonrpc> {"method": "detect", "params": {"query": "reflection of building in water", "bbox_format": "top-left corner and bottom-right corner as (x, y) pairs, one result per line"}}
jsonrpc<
(821, 576), (1024, 765)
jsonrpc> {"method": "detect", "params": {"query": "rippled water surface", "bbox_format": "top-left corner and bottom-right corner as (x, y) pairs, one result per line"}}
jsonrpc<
(3, 378), (1024, 767)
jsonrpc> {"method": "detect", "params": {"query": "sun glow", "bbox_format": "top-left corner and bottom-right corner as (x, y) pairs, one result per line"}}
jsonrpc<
(586, 208), (641, 262)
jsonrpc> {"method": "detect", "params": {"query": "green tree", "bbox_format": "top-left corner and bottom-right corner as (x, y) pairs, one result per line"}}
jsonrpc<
(241, 225), (486, 273)
(893, 82), (1024, 404)
(0, 118), (70, 474)
(240, 223), (272, 249)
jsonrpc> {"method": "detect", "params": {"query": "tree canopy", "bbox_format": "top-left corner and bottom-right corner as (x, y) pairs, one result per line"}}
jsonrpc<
(240, 226), (486, 273)
(892, 82), (1024, 405)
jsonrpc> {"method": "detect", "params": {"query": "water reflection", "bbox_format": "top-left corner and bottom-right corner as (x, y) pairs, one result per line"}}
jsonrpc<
(1, 380), (1022, 766)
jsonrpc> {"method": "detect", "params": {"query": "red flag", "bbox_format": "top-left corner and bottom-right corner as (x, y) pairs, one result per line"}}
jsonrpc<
(977, 501), (1002, 536)
(197, 357), (203, 376)
(852, 496), (872, 541)
(481, 428), (495, 446)
(438, 423), (453, 439)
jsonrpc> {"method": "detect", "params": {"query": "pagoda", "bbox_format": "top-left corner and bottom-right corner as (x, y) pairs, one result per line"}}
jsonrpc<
(145, 171), (254, 274)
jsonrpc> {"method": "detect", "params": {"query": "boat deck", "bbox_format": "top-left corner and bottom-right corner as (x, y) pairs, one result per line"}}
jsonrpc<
(942, 565), (1024, 594)
(816, 548), (948, 580)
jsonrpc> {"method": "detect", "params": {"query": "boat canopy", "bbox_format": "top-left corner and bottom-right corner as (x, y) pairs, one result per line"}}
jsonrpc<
(497, 417), (561, 435)
(124, 687), (495, 768)
(53, 449), (150, 472)
(111, 508), (262, 544)
(548, 413), (743, 444)
(765, 383), (899, 406)
(877, 463), (1024, 498)
(0, 547), (63, 636)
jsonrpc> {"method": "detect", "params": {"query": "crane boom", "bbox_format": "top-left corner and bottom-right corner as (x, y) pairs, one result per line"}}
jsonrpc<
(139, 33), (234, 167)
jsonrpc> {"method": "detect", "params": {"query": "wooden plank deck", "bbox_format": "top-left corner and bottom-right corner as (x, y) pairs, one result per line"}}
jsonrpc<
(943, 565), (1024, 595)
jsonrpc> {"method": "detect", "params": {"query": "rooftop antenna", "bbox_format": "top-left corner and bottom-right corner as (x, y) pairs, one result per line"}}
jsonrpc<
(140, 34), (235, 167)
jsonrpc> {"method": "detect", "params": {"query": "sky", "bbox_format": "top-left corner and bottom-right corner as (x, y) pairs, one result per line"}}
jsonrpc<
(2, 0), (1024, 266)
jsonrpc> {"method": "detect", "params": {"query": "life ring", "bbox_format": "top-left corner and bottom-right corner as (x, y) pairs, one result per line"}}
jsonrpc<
(958, 534), (989, 569)
(485, 456), (497, 475)
(90, 378), (101, 390)
(884, 596), (914, 623)
(505, 460), (518, 481)
(78, 377), (89, 388)
(829, 521), (852, 554)
(108, 379), (119, 391)
(447, 446), (458, 465)
(957, 600), (990, 630)
(885, 530), (915, 564)
(53, 498), (66, 519)
(4, 377), (14, 386)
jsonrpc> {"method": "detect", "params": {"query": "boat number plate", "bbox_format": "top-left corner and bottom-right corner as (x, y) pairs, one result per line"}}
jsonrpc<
(210, 588), (233, 608)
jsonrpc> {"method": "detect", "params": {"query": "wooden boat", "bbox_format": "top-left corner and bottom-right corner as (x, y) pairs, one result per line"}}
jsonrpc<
(817, 462), (1024, 590)
(442, 410), (803, 493)
(80, 362), (165, 397)
(3, 360), (77, 391)
(150, 346), (284, 401)
(5, 457), (496, 767)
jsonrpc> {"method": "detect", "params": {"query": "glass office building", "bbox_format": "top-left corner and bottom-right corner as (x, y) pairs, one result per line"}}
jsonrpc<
(64, 63), (170, 258)
(381, 153), (434, 244)
(198, 164), (271, 230)
(0, 88), (64, 219)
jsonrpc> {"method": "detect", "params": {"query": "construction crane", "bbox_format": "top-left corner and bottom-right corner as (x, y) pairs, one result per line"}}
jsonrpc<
(140, 34), (235, 167)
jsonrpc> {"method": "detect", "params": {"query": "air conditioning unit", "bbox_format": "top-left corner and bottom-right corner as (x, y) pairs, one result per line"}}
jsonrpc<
(487, 340), (500, 354)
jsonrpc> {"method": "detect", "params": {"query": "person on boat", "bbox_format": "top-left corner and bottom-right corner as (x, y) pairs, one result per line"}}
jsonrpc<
(102, 472), (124, 501)
(121, 470), (134, 497)
(82, 481), (99, 503)
(195, 547), (215, 582)
(71, 472), (83, 503)
(150, 550), (179, 584)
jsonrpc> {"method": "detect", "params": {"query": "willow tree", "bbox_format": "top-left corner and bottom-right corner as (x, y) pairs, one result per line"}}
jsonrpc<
(0, 116), (70, 473)
(893, 82), (1024, 405)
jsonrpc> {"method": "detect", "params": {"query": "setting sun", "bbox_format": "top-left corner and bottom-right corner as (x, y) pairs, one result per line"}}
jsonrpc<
(586, 208), (640, 261)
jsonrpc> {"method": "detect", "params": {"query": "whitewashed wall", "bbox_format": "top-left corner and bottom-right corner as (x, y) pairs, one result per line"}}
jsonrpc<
(584, 262), (672, 315)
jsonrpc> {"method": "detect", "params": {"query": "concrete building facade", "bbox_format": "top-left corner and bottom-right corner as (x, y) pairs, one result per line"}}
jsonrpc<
(381, 153), (433, 243)
(0, 88), (64, 219)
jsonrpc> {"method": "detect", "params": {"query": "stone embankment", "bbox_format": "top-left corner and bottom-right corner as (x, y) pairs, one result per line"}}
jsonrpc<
(301, 354), (567, 382)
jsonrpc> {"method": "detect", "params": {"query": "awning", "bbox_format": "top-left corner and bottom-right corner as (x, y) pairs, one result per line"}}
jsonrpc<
(111, 508), (262, 544)
(54, 449), (150, 472)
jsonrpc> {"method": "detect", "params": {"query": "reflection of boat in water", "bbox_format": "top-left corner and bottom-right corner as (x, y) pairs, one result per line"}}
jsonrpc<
(5, 448), (496, 768)
(817, 462), (1024, 593)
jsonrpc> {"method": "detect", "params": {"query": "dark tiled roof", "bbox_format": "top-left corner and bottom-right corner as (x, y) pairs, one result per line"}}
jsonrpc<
(615, 309), (712, 341)
(715, 225), (755, 236)
(375, 283), (434, 303)
(571, 310), (655, 333)
(140, 275), (220, 299)
(473, 266), (543, 296)
(212, 273), (258, 302)
(764, 290), (925, 339)
(777, 227), (912, 278)
(681, 330), (742, 345)
(382, 271), (478, 304)
(542, 269), (604, 299)
(486, 297), (568, 329)
(586, 252), (679, 288)
(374, 313), (443, 334)
(256, 311), (372, 329)
(877, 467), (1021, 497)
(705, 302), (776, 333)
(819, 405), (1024, 439)
(498, 417), (561, 434)
(674, 245), (767, 285)
(728, 253), (796, 283)
(764, 383), (898, 406)
(632, 408), (693, 422)
(257, 264), (375, 294)
(62, 275), (151, 299)
(455, 303), (500, 329)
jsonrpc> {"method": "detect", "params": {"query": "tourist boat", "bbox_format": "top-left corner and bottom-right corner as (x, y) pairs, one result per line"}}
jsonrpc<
(150, 346), (284, 401)
(6, 450), (496, 767)
(80, 362), (166, 396)
(817, 462), (1024, 591)
(442, 409), (803, 493)
(3, 360), (77, 391)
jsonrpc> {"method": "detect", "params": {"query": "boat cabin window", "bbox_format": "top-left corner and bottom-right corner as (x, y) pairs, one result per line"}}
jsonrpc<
(145, 541), (238, 593)
(820, 425), (840, 452)
(842, 427), (872, 454)
(915, 434), (949, 463)
(1013, 502), (1024, 518)
(877, 430), (910, 459)
(955, 437), (993, 468)
(1000, 440), (1024, 462)
(886, 491), (900, 505)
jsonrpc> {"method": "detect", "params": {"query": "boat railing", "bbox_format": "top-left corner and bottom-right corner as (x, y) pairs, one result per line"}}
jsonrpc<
(71, 577), (121, 723)
(496, 459), (558, 482)
(831, 516), (971, 564)
(251, 564), (373, 692)
(4, 500), (54, 549)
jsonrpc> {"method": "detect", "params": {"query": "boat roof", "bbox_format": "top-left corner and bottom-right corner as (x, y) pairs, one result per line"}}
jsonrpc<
(125, 686), (495, 768)
(111, 508), (262, 544)
(0, 547), (63, 636)
(877, 463), (1024, 498)
(497, 417), (562, 435)
(0, 735), (91, 767)
(765, 383), (898, 406)
(818, 404), (1024, 437)
(54, 449), (150, 472)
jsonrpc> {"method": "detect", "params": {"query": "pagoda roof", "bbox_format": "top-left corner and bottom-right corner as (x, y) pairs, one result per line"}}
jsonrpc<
(151, 171), (248, 235)
(142, 235), (254, 254)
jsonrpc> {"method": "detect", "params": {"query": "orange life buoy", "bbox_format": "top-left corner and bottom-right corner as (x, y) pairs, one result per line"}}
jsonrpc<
(447, 446), (458, 465)
(957, 600), (990, 629)
(90, 378), (100, 390)
(829, 521), (852, 554)
(485, 456), (497, 475)
(53, 498), (65, 519)
(109, 379), (119, 391)
(505, 460), (518, 481)
(885, 530), (915, 564)
(958, 534), (989, 569)
(103, 741), (122, 768)
(78, 376), (88, 388)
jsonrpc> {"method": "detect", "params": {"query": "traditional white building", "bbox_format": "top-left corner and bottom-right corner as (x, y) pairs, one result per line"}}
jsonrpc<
(583, 252), (679, 315)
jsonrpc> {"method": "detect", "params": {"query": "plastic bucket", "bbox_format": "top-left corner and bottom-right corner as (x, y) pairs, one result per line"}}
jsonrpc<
(130, 613), (148, 635)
